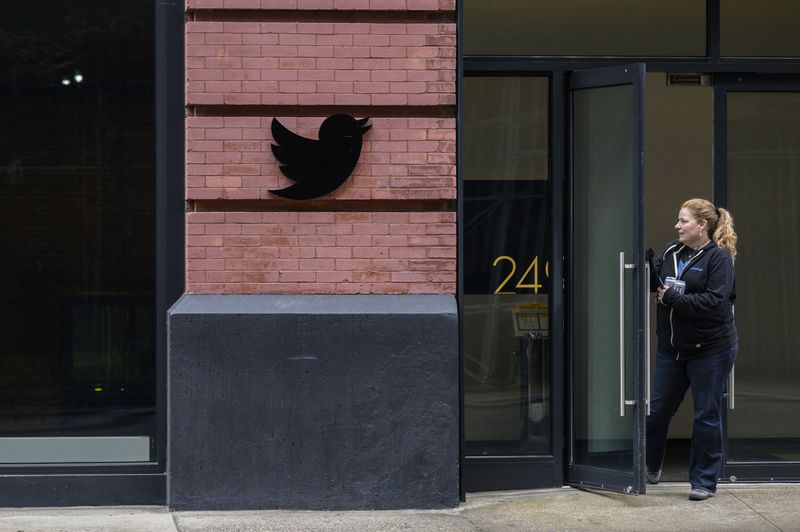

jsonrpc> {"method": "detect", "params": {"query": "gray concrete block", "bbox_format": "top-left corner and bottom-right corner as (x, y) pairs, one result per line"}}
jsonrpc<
(167, 295), (459, 511)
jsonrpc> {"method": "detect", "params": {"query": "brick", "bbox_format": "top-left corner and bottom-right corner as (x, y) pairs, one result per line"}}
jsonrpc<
(279, 271), (317, 283)
(298, 46), (334, 58)
(316, 271), (354, 283)
(298, 69), (334, 81)
(242, 248), (281, 259)
(298, 94), (335, 105)
(299, 259), (336, 270)
(206, 247), (244, 259)
(242, 34), (280, 45)
(317, 247), (352, 258)
(280, 34), (317, 46)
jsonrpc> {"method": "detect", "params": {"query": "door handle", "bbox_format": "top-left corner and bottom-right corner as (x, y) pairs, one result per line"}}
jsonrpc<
(728, 363), (735, 410)
(619, 252), (626, 416)
(644, 261), (651, 416)
(619, 252), (637, 416)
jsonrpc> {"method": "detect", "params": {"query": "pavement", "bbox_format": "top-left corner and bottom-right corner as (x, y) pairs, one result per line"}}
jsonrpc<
(1, 484), (799, 531)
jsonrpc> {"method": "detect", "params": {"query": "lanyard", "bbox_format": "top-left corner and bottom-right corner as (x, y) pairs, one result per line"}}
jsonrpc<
(673, 247), (704, 278)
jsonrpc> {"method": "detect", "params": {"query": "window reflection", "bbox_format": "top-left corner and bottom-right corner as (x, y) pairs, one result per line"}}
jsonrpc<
(721, 0), (800, 57)
(463, 0), (705, 57)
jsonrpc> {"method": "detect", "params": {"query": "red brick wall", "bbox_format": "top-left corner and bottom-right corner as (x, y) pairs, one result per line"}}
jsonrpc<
(186, 116), (456, 200)
(186, 22), (456, 107)
(184, 3), (456, 295)
(187, 211), (455, 293)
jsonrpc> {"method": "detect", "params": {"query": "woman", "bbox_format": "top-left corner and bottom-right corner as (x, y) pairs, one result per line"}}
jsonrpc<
(646, 198), (738, 501)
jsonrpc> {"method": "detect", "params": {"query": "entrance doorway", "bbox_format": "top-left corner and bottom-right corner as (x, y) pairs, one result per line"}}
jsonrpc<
(643, 71), (714, 483)
(644, 73), (800, 483)
(462, 68), (800, 493)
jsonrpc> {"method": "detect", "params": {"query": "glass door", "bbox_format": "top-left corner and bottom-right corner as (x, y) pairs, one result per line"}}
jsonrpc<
(716, 77), (800, 482)
(566, 64), (647, 494)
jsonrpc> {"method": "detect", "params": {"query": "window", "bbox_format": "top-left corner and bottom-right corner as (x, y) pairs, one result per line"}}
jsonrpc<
(0, 1), (156, 463)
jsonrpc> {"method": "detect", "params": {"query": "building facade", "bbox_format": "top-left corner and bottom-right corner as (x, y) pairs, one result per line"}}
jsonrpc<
(1, 0), (799, 508)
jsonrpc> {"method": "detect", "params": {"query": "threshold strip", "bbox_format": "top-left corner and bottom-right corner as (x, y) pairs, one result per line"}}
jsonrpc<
(189, 10), (455, 24)
(188, 199), (456, 212)
(190, 105), (455, 118)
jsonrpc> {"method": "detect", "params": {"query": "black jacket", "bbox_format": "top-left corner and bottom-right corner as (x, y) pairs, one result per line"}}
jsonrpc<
(651, 240), (737, 359)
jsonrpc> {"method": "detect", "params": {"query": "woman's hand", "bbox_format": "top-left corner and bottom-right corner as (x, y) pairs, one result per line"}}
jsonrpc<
(657, 285), (669, 304)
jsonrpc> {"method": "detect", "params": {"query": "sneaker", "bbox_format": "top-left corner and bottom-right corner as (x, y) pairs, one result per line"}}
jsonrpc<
(645, 469), (662, 484)
(689, 488), (714, 501)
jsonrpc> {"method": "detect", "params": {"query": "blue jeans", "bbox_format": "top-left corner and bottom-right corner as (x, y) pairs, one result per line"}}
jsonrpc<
(645, 343), (737, 492)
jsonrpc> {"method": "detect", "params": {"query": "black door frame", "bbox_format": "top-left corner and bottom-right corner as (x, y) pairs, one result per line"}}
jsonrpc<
(714, 74), (800, 483)
(0, 0), (184, 506)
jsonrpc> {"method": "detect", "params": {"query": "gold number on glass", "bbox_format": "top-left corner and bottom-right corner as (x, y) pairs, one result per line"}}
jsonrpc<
(516, 256), (542, 293)
(493, 256), (517, 294)
(492, 255), (551, 294)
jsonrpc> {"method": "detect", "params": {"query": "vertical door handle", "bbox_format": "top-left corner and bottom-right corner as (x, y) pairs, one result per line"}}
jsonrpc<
(619, 252), (637, 417)
(729, 363), (735, 410)
(645, 261), (651, 416)
(619, 252), (626, 416)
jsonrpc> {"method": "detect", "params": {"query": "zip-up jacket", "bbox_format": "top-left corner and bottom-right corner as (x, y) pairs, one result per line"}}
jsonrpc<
(651, 239), (737, 359)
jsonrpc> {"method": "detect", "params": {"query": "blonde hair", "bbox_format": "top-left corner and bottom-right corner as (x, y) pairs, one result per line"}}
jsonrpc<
(682, 198), (737, 259)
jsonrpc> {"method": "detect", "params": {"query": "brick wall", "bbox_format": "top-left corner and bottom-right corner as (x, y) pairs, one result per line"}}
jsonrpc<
(186, 116), (455, 200)
(185, 22), (456, 106)
(185, 2), (456, 295)
(186, 211), (455, 293)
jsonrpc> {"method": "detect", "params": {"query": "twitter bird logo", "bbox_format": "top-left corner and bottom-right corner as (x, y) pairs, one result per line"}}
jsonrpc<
(269, 114), (372, 200)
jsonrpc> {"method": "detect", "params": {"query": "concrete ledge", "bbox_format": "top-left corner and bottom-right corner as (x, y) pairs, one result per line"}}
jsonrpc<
(168, 294), (459, 511)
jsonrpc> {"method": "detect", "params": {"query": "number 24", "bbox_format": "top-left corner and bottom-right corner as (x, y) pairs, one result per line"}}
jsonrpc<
(493, 256), (549, 294)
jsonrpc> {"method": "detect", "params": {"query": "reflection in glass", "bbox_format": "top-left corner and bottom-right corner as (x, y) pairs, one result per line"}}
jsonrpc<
(571, 85), (635, 469)
(464, 78), (548, 182)
(726, 92), (800, 462)
(464, 0), (705, 57)
(722, 1), (800, 57)
(0, 1), (155, 463)
(463, 77), (551, 456)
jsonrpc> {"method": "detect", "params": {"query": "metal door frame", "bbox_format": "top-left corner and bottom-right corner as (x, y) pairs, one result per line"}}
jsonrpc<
(714, 74), (800, 483)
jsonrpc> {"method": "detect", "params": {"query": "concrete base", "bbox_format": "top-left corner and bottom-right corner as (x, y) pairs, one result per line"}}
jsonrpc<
(167, 294), (459, 510)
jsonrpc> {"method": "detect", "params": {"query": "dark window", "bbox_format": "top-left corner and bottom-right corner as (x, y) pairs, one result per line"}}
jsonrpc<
(0, 1), (155, 463)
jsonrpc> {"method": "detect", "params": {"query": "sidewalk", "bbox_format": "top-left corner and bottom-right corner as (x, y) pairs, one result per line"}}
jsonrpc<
(1, 484), (798, 531)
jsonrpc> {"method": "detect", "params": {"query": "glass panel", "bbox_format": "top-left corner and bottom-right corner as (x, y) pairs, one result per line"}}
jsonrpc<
(464, 0), (705, 57)
(722, 1), (800, 57)
(463, 77), (551, 456)
(726, 92), (800, 462)
(0, 2), (156, 463)
(572, 84), (635, 469)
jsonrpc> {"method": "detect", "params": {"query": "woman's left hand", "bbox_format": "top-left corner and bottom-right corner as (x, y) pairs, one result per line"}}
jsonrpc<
(657, 286), (669, 304)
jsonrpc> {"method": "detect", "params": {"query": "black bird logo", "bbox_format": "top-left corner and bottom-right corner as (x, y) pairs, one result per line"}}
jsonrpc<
(269, 114), (372, 200)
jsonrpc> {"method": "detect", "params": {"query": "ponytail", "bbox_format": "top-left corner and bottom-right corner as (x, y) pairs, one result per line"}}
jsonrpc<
(713, 207), (737, 260)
